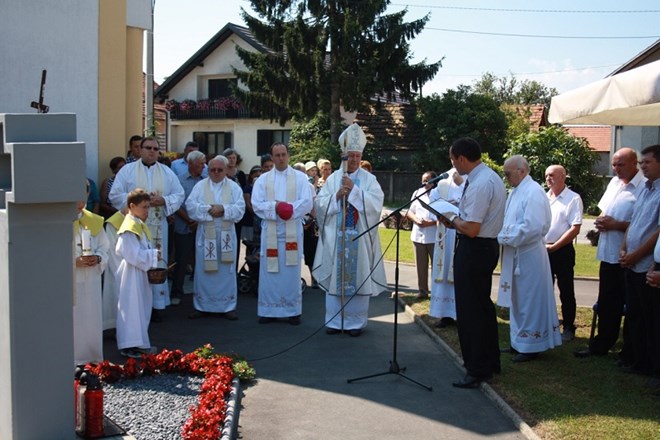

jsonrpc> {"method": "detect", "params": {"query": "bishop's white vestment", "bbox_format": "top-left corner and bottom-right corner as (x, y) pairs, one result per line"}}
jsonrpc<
(109, 160), (184, 309)
(251, 167), (314, 317)
(186, 177), (245, 313)
(313, 168), (387, 330)
(497, 175), (561, 353)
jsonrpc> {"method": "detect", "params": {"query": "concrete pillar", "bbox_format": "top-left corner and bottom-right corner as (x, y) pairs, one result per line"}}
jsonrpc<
(0, 113), (85, 439)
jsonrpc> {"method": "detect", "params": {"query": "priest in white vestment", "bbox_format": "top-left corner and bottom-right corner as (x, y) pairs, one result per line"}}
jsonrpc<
(102, 211), (124, 332)
(251, 143), (314, 324)
(497, 155), (561, 362)
(73, 191), (110, 365)
(115, 189), (160, 358)
(428, 169), (466, 327)
(186, 155), (245, 319)
(313, 124), (387, 337)
(109, 137), (184, 313)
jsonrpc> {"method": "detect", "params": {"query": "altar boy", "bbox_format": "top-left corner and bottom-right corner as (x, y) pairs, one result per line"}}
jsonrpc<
(115, 188), (161, 358)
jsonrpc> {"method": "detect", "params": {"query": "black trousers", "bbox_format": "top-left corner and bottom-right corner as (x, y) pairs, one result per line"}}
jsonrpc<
(589, 262), (625, 355)
(171, 232), (195, 298)
(453, 235), (500, 378)
(623, 269), (654, 374)
(548, 244), (576, 330)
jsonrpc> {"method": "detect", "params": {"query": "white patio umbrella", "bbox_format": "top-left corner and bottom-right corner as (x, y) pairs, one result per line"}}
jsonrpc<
(548, 59), (660, 126)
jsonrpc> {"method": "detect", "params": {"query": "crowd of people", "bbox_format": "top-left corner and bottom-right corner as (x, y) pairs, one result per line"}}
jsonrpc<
(73, 124), (386, 363)
(71, 130), (660, 397)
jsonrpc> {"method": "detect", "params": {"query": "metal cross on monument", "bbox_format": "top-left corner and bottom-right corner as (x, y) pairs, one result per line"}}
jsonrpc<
(30, 70), (50, 114)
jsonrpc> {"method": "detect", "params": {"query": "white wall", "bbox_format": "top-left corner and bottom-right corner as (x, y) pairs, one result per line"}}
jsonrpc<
(616, 126), (660, 152)
(127, 0), (152, 30)
(0, 0), (100, 180)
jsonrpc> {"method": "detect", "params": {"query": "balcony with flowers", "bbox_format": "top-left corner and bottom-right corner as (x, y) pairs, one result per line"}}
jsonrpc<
(165, 97), (251, 120)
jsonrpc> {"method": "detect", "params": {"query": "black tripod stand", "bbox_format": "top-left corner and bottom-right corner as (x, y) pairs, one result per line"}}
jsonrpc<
(347, 201), (433, 391)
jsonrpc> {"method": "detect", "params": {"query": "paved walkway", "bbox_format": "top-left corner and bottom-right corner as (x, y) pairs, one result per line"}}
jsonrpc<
(103, 250), (599, 439)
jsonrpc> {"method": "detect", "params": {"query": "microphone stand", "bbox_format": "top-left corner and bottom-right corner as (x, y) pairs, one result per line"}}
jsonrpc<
(347, 185), (435, 391)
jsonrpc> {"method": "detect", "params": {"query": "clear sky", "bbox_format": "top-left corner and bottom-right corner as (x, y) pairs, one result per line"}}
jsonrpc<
(153, 0), (660, 96)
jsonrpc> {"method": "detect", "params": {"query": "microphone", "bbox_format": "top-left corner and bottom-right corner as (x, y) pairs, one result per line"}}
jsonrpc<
(422, 172), (449, 187)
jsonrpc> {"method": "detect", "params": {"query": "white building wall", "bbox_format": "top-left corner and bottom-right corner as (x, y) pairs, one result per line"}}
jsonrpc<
(0, 0), (100, 179)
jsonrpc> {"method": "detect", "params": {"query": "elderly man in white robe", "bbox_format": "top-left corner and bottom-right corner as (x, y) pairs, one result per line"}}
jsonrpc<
(73, 183), (110, 365)
(313, 123), (388, 337)
(252, 143), (314, 325)
(109, 136), (184, 319)
(185, 155), (245, 320)
(428, 169), (466, 328)
(497, 155), (561, 362)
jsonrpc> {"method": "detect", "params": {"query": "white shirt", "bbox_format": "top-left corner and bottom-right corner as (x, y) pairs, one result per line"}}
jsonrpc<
(596, 170), (646, 264)
(408, 187), (437, 244)
(545, 186), (583, 243)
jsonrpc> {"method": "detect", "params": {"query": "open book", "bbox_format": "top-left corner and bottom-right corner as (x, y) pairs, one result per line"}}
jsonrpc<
(418, 198), (459, 224)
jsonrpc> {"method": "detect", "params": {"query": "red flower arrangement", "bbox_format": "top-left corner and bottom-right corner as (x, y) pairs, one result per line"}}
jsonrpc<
(86, 345), (244, 440)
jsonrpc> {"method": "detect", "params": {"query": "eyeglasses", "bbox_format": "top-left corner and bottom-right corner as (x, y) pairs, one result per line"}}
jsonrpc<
(141, 146), (159, 151)
(209, 168), (225, 173)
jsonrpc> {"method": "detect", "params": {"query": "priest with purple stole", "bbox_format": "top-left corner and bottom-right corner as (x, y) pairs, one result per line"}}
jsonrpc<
(313, 124), (387, 337)
(251, 143), (314, 325)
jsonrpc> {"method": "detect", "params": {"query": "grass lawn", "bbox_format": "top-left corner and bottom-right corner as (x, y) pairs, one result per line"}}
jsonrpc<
(381, 228), (659, 438)
(400, 297), (660, 439)
(380, 228), (599, 278)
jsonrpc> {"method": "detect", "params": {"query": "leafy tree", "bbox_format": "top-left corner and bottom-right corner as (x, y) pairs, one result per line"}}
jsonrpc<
(288, 113), (342, 166)
(233, 0), (441, 141)
(412, 86), (508, 171)
(507, 125), (601, 211)
(472, 73), (558, 107)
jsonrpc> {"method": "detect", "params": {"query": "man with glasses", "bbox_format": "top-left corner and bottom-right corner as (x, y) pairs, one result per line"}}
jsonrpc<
(497, 155), (561, 363)
(109, 136), (184, 321)
(252, 143), (314, 325)
(185, 155), (246, 320)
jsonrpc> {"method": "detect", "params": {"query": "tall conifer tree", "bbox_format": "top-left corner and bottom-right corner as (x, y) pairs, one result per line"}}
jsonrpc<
(233, 0), (441, 141)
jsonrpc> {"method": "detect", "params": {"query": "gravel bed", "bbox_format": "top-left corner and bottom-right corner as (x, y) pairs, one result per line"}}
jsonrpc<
(104, 374), (203, 440)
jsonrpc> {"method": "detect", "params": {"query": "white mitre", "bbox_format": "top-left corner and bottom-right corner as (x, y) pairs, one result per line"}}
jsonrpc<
(338, 123), (367, 153)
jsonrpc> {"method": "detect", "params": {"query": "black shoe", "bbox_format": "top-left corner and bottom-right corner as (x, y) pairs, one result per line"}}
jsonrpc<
(416, 291), (429, 300)
(501, 347), (519, 354)
(573, 349), (605, 358)
(223, 311), (239, 321)
(615, 359), (631, 368)
(452, 374), (490, 389)
(512, 353), (538, 363)
(188, 311), (207, 320)
(258, 317), (276, 324)
(435, 317), (455, 328)
(150, 309), (163, 323)
(349, 329), (362, 337)
(288, 316), (301, 326)
(326, 328), (340, 335)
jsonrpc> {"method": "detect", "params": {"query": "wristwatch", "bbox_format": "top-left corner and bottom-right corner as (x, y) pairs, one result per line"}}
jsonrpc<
(445, 213), (458, 224)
